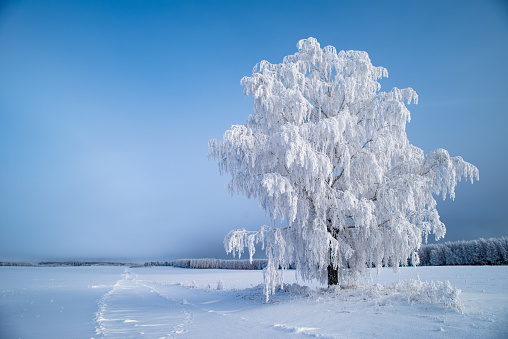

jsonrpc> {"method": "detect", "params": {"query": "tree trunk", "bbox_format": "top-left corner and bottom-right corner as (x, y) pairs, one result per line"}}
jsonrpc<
(327, 264), (338, 286)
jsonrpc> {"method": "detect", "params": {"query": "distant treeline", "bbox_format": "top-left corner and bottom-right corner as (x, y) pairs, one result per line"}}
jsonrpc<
(145, 258), (269, 270)
(417, 237), (508, 266)
(0, 261), (140, 267)
(0, 262), (34, 267)
(38, 261), (141, 267)
(146, 237), (508, 270)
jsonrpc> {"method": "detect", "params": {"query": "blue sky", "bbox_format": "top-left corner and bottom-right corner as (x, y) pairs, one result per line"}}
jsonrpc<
(1, 0), (507, 262)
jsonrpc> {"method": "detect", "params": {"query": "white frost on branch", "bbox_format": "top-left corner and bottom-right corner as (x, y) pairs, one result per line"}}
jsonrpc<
(209, 37), (479, 301)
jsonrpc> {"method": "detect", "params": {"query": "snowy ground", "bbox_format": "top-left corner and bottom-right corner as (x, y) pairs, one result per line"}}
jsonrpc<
(1, 266), (507, 338)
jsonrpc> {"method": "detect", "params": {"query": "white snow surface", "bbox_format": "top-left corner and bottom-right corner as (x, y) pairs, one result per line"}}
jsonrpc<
(1, 265), (507, 338)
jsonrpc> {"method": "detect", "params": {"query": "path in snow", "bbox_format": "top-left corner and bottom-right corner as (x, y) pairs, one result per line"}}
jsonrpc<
(95, 268), (320, 338)
(95, 269), (189, 338)
(93, 266), (508, 339)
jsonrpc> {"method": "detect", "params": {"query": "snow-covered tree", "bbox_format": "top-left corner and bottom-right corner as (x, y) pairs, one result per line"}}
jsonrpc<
(209, 38), (478, 300)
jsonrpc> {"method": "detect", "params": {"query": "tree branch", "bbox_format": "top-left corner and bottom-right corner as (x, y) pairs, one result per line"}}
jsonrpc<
(302, 187), (317, 215)
(337, 95), (346, 115)
(320, 107), (330, 118)
(280, 111), (290, 123)
(351, 139), (373, 160)
(331, 168), (344, 188)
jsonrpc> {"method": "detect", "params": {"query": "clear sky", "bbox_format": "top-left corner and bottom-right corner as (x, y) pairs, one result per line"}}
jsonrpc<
(1, 0), (507, 262)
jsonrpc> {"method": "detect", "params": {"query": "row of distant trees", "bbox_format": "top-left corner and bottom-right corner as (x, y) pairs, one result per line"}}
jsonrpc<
(416, 237), (508, 266)
(144, 237), (508, 269)
(145, 258), (269, 270)
(0, 261), (138, 267)
(0, 262), (34, 266)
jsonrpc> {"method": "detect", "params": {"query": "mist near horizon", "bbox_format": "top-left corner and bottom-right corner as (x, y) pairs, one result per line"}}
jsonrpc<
(1, 0), (507, 263)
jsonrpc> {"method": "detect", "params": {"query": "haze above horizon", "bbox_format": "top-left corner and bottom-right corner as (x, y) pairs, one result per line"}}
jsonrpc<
(1, 0), (507, 262)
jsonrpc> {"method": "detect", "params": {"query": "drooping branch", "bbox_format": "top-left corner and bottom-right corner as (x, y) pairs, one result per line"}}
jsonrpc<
(331, 168), (344, 188)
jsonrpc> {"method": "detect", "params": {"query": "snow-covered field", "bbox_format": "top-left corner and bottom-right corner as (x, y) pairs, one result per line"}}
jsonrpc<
(1, 266), (507, 338)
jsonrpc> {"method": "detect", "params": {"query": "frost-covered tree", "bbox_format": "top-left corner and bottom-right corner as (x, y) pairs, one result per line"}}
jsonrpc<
(209, 38), (478, 300)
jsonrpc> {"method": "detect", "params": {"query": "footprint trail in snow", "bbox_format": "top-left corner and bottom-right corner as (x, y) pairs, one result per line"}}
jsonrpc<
(95, 269), (189, 338)
(94, 268), (316, 338)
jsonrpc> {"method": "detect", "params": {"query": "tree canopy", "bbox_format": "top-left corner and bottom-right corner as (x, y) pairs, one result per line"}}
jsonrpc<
(209, 38), (479, 300)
